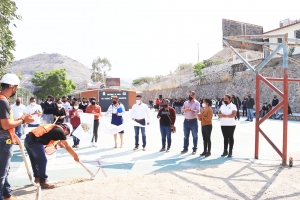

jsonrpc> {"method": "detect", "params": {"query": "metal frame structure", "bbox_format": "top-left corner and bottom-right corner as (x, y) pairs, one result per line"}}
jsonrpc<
(223, 34), (300, 165)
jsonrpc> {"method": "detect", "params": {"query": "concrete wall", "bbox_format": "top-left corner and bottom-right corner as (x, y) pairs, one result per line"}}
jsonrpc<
(142, 55), (300, 113)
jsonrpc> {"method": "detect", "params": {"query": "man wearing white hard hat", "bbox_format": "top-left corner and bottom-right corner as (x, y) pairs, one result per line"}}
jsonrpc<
(24, 122), (79, 189)
(0, 73), (34, 200)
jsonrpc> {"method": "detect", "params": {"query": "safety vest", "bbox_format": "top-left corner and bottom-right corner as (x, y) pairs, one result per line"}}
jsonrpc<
(0, 94), (16, 143)
(30, 124), (63, 147)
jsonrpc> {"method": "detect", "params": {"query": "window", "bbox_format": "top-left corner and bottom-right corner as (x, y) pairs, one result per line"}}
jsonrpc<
(295, 29), (300, 39)
(277, 38), (282, 43)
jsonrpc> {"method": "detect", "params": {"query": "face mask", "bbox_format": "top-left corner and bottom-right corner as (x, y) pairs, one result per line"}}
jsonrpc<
(91, 102), (96, 105)
(31, 102), (36, 106)
(136, 100), (141, 104)
(74, 106), (78, 109)
(224, 101), (229, 105)
(57, 104), (62, 107)
(188, 96), (193, 101)
(16, 101), (20, 105)
(202, 103), (206, 107)
(112, 101), (117, 104)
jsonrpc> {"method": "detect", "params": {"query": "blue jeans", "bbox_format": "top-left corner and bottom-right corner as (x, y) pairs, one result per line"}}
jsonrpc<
(160, 125), (172, 148)
(72, 127), (80, 145)
(183, 119), (198, 151)
(24, 136), (48, 183)
(15, 125), (22, 138)
(28, 124), (40, 128)
(134, 120), (146, 148)
(247, 108), (253, 120)
(0, 138), (13, 200)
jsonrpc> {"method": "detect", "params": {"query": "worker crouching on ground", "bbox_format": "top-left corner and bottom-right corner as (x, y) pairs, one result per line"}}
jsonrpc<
(24, 123), (80, 189)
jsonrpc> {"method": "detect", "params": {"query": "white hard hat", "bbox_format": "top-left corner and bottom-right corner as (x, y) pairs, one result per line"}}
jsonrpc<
(62, 123), (73, 134)
(0, 73), (20, 86)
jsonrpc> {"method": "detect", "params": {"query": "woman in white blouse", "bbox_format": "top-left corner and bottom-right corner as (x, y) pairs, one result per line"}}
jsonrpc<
(218, 94), (237, 157)
(106, 96), (125, 148)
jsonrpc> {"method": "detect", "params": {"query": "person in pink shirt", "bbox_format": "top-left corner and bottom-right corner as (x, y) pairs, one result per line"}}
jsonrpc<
(69, 101), (83, 148)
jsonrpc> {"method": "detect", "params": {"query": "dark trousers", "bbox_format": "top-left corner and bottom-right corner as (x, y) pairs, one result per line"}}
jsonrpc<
(0, 138), (13, 199)
(235, 108), (240, 120)
(24, 136), (48, 183)
(242, 107), (247, 116)
(134, 119), (146, 148)
(91, 120), (99, 142)
(201, 125), (212, 153)
(221, 126), (236, 151)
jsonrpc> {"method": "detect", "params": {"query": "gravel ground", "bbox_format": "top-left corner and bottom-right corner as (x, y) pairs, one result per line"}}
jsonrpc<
(11, 158), (300, 200)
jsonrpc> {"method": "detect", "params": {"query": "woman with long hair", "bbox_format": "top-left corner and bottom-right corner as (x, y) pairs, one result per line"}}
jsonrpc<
(198, 99), (213, 157)
(218, 94), (237, 157)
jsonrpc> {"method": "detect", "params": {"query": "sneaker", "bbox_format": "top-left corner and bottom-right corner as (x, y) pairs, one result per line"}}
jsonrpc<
(250, 120), (253, 122)
(40, 182), (55, 189)
(72, 145), (76, 148)
(245, 119), (249, 121)
(75, 145), (79, 148)
(159, 148), (166, 152)
(133, 146), (138, 150)
(166, 147), (170, 152)
(143, 147), (146, 151)
(192, 150), (197, 155)
(94, 143), (98, 147)
(200, 152), (206, 156)
(181, 149), (188, 154)
(89, 142), (94, 147)
(228, 150), (232, 158)
(205, 152), (211, 157)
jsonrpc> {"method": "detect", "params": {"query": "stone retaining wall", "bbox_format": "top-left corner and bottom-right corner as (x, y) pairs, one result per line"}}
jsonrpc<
(141, 55), (300, 113)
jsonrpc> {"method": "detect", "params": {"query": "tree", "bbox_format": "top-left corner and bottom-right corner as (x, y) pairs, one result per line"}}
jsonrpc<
(288, 46), (295, 57)
(194, 62), (205, 84)
(31, 68), (76, 99)
(91, 57), (112, 83)
(132, 77), (154, 86)
(0, 0), (21, 75)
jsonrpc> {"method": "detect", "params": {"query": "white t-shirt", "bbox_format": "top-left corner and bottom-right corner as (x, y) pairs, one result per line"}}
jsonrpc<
(25, 104), (43, 125)
(130, 103), (150, 122)
(219, 103), (237, 126)
(12, 104), (26, 118)
(212, 100), (216, 108)
(106, 103), (125, 116)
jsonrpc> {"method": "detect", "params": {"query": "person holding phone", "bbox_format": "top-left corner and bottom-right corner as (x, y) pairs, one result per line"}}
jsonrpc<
(106, 96), (125, 148)
(218, 94), (237, 157)
(26, 97), (43, 127)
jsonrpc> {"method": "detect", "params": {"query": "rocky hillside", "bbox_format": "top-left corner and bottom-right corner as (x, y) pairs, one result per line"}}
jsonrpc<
(7, 53), (92, 92)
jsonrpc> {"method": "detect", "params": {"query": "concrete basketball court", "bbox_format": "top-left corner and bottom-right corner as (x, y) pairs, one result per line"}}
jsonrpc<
(8, 109), (300, 187)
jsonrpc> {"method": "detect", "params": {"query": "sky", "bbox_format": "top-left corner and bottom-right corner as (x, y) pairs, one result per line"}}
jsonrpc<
(11, 0), (300, 81)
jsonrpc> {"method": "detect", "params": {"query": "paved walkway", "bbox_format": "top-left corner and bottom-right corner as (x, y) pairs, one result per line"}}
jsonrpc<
(9, 110), (300, 187)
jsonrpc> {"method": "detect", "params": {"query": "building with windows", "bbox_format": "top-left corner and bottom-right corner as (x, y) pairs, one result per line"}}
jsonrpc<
(263, 18), (300, 57)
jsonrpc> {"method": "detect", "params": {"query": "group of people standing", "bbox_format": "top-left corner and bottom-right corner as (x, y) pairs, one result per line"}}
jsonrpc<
(179, 91), (237, 157)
